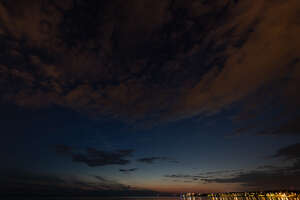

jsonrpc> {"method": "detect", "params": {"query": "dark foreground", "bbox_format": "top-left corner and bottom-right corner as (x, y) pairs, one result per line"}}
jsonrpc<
(4, 194), (300, 200)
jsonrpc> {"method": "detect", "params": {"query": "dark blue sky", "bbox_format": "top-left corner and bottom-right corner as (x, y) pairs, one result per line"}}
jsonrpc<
(1, 103), (299, 193)
(1, 0), (300, 195)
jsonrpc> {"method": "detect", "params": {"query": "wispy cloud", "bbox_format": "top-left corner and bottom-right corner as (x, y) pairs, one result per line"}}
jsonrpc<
(55, 145), (134, 167)
(165, 169), (244, 183)
(137, 157), (179, 164)
(272, 143), (300, 160)
(165, 144), (300, 189)
(119, 168), (138, 173)
(0, 169), (154, 195)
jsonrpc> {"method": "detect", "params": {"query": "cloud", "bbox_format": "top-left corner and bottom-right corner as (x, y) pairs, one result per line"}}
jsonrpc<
(165, 166), (300, 190)
(171, 0), (300, 128)
(272, 143), (300, 160)
(55, 144), (72, 154)
(137, 157), (178, 164)
(260, 117), (300, 136)
(256, 165), (281, 170)
(94, 175), (108, 182)
(165, 174), (208, 182)
(204, 170), (300, 190)
(119, 168), (138, 173)
(164, 169), (244, 183)
(91, 175), (132, 190)
(56, 145), (134, 167)
(163, 143), (300, 190)
(168, 144), (300, 190)
(0, 169), (154, 196)
(0, 169), (69, 194)
(0, 0), (299, 132)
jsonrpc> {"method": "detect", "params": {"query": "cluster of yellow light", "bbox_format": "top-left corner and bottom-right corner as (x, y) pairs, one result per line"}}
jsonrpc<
(181, 192), (300, 200)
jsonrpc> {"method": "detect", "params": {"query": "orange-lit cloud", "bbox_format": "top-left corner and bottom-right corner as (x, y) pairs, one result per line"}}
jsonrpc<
(0, 0), (299, 134)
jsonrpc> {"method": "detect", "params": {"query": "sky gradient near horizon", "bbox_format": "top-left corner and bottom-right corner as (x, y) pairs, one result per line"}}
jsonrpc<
(1, 0), (300, 195)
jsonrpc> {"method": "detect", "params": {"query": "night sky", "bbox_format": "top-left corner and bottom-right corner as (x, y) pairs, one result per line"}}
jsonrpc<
(1, 0), (300, 195)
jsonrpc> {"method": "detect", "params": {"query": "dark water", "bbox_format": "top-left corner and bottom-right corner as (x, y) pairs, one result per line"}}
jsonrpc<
(4, 196), (300, 200)
(3, 197), (180, 200)
(5, 197), (180, 200)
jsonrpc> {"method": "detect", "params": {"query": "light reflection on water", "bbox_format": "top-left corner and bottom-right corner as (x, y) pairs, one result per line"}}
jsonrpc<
(182, 196), (300, 200)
